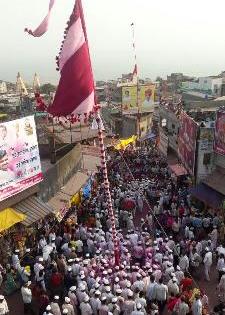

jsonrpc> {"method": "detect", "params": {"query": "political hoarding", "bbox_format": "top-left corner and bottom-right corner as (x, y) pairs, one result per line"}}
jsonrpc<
(122, 84), (155, 114)
(214, 110), (225, 156)
(0, 116), (43, 201)
(178, 111), (198, 175)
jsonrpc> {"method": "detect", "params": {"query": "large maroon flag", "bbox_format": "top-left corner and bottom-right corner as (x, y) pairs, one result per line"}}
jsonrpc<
(25, 0), (95, 118)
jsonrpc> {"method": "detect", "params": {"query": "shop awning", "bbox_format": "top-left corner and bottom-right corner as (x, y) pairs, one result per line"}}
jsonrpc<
(190, 183), (224, 209)
(14, 196), (54, 226)
(203, 167), (225, 196)
(0, 208), (26, 233)
(169, 164), (188, 176)
(48, 171), (89, 213)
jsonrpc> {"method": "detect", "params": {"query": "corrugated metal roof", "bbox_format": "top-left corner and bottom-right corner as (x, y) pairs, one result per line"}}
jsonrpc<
(48, 171), (89, 213)
(14, 196), (54, 226)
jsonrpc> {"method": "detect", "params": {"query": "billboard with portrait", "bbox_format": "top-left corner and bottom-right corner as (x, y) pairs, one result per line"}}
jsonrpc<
(178, 111), (198, 175)
(214, 110), (225, 155)
(122, 84), (155, 113)
(0, 116), (43, 201)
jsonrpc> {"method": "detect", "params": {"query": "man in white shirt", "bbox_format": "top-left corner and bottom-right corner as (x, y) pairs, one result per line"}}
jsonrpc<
(0, 295), (9, 315)
(179, 253), (189, 272)
(154, 278), (168, 313)
(21, 282), (34, 314)
(203, 247), (213, 281)
(80, 296), (93, 315)
(176, 296), (189, 315)
(217, 254), (225, 280)
(191, 294), (202, 315)
(146, 275), (156, 305)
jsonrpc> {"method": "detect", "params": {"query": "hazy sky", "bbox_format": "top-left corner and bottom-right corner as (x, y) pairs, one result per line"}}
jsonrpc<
(1, 0), (225, 84)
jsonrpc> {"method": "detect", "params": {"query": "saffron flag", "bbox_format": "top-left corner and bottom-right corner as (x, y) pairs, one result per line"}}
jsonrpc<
(25, 0), (95, 118)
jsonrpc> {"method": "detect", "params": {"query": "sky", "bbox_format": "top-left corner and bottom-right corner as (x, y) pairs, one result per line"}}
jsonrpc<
(1, 0), (225, 84)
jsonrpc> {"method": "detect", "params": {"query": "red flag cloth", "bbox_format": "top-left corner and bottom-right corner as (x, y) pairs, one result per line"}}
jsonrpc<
(25, 0), (55, 37)
(49, 0), (95, 117)
(25, 0), (95, 118)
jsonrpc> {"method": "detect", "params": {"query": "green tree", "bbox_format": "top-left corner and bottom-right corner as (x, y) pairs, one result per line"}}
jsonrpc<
(40, 83), (56, 94)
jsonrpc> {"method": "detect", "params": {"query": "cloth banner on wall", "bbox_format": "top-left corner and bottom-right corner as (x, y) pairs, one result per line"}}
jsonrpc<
(214, 110), (225, 155)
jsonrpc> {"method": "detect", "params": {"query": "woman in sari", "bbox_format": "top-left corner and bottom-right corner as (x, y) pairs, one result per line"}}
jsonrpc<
(3, 267), (18, 295)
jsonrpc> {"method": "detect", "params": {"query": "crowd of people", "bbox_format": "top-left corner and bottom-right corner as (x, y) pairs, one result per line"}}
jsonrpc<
(0, 144), (224, 315)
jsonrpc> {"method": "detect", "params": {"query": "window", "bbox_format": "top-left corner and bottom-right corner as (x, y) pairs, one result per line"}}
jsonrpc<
(203, 153), (211, 165)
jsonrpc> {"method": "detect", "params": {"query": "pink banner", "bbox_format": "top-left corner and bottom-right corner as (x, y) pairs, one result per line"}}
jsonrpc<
(214, 110), (225, 155)
(178, 112), (198, 175)
(0, 116), (43, 201)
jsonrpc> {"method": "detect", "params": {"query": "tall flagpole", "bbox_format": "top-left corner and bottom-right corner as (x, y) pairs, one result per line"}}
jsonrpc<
(131, 22), (141, 138)
(95, 112), (120, 266)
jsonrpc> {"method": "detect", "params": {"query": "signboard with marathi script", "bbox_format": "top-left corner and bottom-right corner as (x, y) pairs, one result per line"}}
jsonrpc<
(122, 84), (155, 114)
(0, 116), (43, 201)
(178, 111), (198, 175)
(214, 110), (225, 156)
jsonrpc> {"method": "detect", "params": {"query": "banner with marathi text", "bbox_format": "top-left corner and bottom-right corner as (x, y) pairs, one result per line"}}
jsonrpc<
(214, 110), (225, 156)
(0, 116), (43, 201)
(178, 112), (198, 175)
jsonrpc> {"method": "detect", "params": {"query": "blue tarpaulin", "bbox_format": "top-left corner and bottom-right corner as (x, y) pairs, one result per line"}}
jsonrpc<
(190, 183), (224, 209)
(139, 132), (156, 142)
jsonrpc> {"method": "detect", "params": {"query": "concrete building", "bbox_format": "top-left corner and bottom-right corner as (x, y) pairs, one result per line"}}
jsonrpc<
(182, 76), (225, 98)
(102, 106), (154, 139)
(0, 81), (7, 94)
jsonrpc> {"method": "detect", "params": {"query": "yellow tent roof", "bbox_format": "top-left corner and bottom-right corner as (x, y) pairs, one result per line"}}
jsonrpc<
(0, 208), (26, 233)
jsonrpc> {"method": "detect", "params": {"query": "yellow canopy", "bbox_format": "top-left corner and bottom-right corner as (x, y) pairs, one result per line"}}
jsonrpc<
(70, 192), (81, 206)
(114, 135), (137, 150)
(0, 208), (26, 233)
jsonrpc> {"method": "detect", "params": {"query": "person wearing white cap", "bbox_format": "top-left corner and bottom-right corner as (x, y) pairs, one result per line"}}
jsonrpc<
(99, 296), (109, 315)
(80, 295), (93, 315)
(203, 247), (212, 281)
(76, 284), (87, 304)
(108, 297), (120, 315)
(34, 257), (44, 278)
(122, 282), (133, 300)
(50, 296), (61, 315)
(154, 278), (168, 313)
(62, 297), (75, 315)
(131, 303), (145, 315)
(43, 305), (54, 315)
(21, 281), (34, 314)
(123, 292), (135, 315)
(132, 274), (145, 292)
(62, 310), (69, 315)
(39, 235), (47, 251)
(12, 249), (20, 270)
(168, 277), (179, 296)
(90, 291), (101, 315)
(68, 287), (78, 313)
(0, 295), (9, 315)
(175, 266), (184, 285)
(146, 275), (157, 305)
(135, 291), (147, 314)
